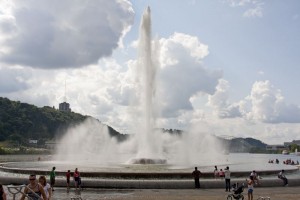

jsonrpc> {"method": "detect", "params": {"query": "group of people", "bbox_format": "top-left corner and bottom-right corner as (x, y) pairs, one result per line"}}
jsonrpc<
(16, 167), (81, 200)
(283, 159), (299, 165)
(0, 175), (53, 200)
(192, 166), (231, 191)
(49, 166), (81, 191)
(268, 158), (280, 164)
(213, 166), (229, 179)
(268, 158), (299, 165)
(192, 166), (289, 200)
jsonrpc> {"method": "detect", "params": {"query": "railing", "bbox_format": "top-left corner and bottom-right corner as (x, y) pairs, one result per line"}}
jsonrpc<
(7, 184), (42, 200)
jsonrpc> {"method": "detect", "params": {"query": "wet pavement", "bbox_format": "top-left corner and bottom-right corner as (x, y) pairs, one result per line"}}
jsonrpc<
(4, 186), (300, 200)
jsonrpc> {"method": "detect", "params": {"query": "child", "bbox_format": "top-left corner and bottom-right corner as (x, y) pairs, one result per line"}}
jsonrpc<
(219, 169), (225, 179)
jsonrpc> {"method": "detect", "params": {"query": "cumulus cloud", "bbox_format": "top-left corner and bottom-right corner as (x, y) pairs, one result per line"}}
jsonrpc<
(208, 79), (242, 118)
(209, 80), (300, 124)
(157, 33), (222, 117)
(0, 0), (134, 69)
(247, 80), (300, 123)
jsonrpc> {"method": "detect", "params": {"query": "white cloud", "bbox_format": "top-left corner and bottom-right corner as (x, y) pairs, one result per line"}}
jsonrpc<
(226, 0), (264, 18)
(247, 80), (300, 123)
(209, 80), (300, 124)
(0, 0), (134, 69)
(157, 33), (222, 117)
(243, 5), (263, 18)
(227, 0), (252, 7)
(208, 79), (242, 118)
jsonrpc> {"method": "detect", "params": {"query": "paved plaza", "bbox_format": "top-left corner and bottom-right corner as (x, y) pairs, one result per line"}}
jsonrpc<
(5, 187), (300, 200)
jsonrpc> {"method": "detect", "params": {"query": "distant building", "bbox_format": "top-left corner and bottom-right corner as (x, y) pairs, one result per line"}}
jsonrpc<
(59, 102), (71, 112)
(266, 144), (286, 151)
(28, 139), (38, 144)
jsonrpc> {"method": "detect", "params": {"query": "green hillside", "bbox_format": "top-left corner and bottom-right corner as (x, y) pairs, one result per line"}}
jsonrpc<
(0, 97), (125, 148)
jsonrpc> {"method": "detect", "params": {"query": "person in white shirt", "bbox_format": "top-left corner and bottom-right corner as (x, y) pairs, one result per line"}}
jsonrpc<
(224, 166), (231, 192)
(250, 170), (259, 185)
(214, 166), (219, 179)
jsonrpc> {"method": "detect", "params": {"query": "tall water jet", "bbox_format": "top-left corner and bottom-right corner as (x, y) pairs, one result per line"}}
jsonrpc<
(130, 6), (166, 164)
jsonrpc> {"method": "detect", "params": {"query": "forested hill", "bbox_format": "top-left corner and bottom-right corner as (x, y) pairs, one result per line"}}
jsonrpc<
(0, 97), (124, 146)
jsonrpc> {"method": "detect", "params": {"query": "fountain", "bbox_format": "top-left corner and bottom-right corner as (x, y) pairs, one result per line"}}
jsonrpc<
(128, 6), (166, 165)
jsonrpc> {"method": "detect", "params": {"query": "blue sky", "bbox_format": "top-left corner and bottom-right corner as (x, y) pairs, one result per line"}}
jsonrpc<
(0, 0), (300, 144)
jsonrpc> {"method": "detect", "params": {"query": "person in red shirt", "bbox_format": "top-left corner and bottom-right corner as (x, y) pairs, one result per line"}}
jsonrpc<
(66, 170), (71, 191)
(73, 168), (81, 190)
(219, 169), (225, 179)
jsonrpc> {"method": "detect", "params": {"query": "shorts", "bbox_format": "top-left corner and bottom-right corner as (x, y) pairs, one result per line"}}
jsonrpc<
(248, 188), (253, 193)
(50, 177), (55, 185)
(67, 178), (70, 184)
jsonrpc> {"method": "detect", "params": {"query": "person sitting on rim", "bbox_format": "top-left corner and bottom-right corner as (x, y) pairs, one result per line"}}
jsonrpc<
(20, 174), (47, 200)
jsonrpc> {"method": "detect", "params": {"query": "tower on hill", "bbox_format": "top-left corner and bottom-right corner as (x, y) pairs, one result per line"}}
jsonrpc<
(59, 80), (71, 112)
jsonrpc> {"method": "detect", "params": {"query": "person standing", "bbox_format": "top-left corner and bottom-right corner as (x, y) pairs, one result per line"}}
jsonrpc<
(66, 170), (71, 191)
(38, 175), (52, 200)
(50, 166), (56, 191)
(224, 166), (231, 192)
(219, 169), (225, 179)
(74, 168), (81, 190)
(192, 167), (202, 189)
(278, 169), (288, 186)
(247, 175), (254, 200)
(214, 166), (219, 179)
(250, 170), (259, 185)
(0, 184), (7, 200)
